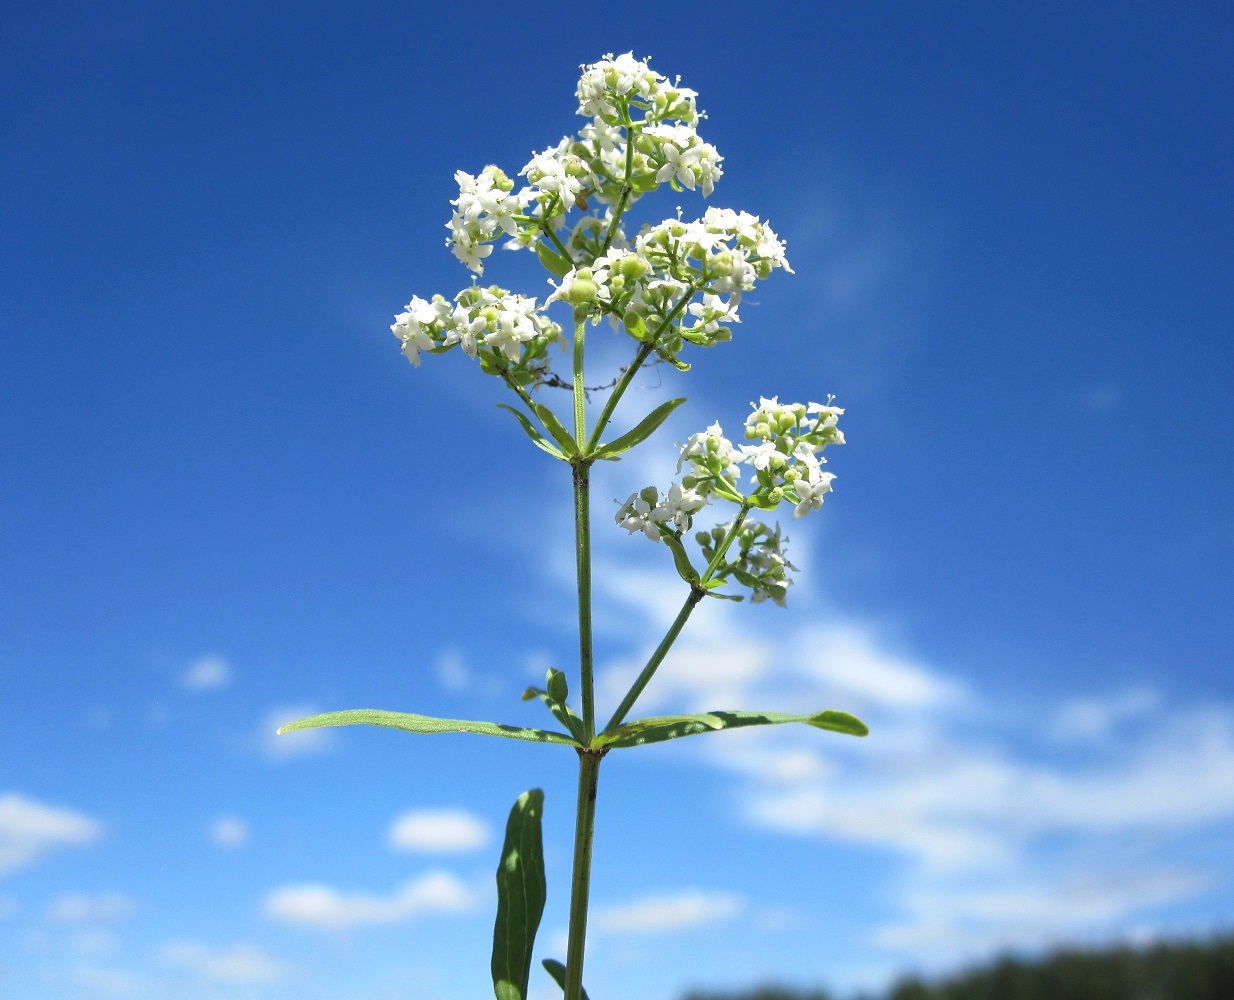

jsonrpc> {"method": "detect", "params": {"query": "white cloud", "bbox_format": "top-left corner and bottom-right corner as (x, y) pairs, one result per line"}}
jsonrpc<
(182, 655), (231, 691)
(1051, 686), (1159, 741)
(790, 623), (965, 710)
(161, 940), (288, 984)
(0, 793), (103, 878)
(263, 871), (476, 930)
(59, 964), (146, 996)
(210, 815), (249, 848)
(877, 869), (1212, 955)
(592, 890), (742, 934)
(46, 892), (132, 923)
(67, 928), (118, 956)
(436, 650), (472, 693)
(263, 705), (335, 760)
(388, 808), (489, 853)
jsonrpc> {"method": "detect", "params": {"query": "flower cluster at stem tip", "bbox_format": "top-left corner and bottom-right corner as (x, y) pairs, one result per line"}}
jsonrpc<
(390, 52), (792, 377)
(388, 52), (846, 608)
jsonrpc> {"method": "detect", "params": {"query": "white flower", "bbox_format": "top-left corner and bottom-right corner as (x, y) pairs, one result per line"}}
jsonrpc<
(615, 491), (661, 541)
(791, 458), (836, 518)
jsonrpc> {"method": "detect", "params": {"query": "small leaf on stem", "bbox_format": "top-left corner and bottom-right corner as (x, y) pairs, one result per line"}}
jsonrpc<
(542, 958), (592, 1000)
(496, 404), (567, 460)
(592, 397), (687, 459)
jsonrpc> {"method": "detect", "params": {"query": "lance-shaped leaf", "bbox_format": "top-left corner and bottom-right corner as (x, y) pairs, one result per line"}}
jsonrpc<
(522, 670), (585, 744)
(277, 709), (579, 747)
(661, 532), (700, 586)
(492, 789), (547, 1000)
(542, 959), (592, 1000)
(497, 404), (566, 460)
(594, 708), (869, 750)
(530, 401), (578, 456)
(536, 241), (574, 278)
(592, 398), (687, 460)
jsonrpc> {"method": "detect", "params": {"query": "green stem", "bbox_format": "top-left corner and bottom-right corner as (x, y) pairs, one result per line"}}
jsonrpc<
(572, 461), (595, 739)
(701, 502), (753, 583)
(585, 282), (701, 452)
(563, 750), (602, 1000)
(602, 503), (753, 733)
(601, 104), (636, 254)
(545, 224), (572, 262)
(572, 317), (587, 445)
(603, 590), (703, 733)
(586, 342), (654, 451)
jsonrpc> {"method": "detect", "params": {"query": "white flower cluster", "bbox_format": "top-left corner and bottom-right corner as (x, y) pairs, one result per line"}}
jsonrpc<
(676, 397), (844, 518)
(615, 483), (709, 542)
(391, 285), (562, 372)
(446, 166), (533, 274)
(697, 520), (797, 606)
(444, 53), (725, 277)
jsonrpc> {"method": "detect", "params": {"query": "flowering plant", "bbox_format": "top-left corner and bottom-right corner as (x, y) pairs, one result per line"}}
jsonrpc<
(280, 53), (867, 1000)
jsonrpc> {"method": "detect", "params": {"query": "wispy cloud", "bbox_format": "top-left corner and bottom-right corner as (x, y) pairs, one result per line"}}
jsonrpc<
(436, 649), (472, 693)
(160, 940), (289, 984)
(181, 654), (231, 691)
(209, 815), (249, 848)
(592, 890), (743, 934)
(388, 808), (489, 853)
(45, 891), (132, 923)
(0, 793), (103, 878)
(263, 871), (476, 930)
(579, 533), (1234, 969)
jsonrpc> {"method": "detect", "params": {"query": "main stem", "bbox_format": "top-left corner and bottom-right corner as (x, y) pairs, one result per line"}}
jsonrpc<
(563, 749), (601, 1000)
(565, 314), (599, 1000)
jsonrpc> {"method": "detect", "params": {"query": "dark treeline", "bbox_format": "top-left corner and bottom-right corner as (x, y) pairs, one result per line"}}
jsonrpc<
(682, 933), (1234, 1000)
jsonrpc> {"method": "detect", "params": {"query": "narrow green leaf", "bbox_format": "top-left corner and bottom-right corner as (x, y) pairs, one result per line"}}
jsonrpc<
(492, 789), (547, 1000)
(592, 398), (687, 459)
(530, 401), (579, 455)
(595, 708), (869, 749)
(521, 688), (586, 744)
(496, 404), (566, 460)
(661, 533), (700, 585)
(277, 709), (579, 747)
(542, 959), (592, 1000)
(536, 241), (574, 278)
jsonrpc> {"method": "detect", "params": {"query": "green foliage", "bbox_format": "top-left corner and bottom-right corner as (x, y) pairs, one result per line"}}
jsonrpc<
(683, 933), (1234, 1000)
(543, 958), (593, 1000)
(491, 790), (547, 1000)
(277, 708), (579, 746)
(596, 709), (869, 750)
(592, 397), (687, 459)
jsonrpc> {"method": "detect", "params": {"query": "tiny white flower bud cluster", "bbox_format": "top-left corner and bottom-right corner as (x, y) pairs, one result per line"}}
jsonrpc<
(615, 482), (710, 542)
(697, 520), (797, 606)
(391, 285), (562, 374)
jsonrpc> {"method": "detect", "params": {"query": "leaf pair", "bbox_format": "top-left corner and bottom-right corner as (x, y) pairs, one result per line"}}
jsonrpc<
(500, 397), (687, 463)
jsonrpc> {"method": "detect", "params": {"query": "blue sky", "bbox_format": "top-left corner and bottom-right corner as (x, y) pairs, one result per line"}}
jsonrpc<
(2, 3), (1233, 998)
